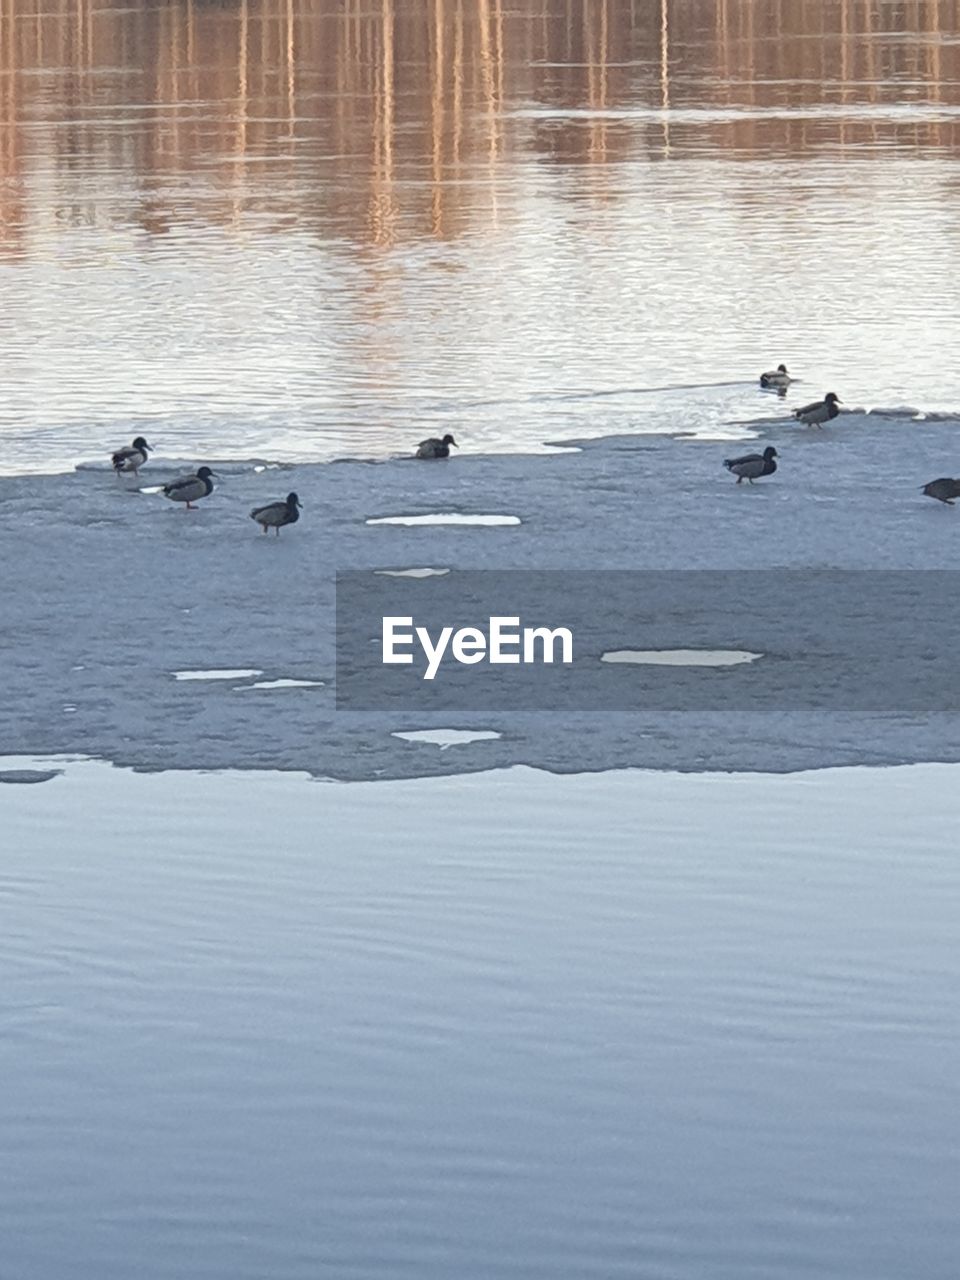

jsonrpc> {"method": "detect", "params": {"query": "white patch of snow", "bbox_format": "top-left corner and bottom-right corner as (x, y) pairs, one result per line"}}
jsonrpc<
(392, 729), (502, 750)
(374, 568), (451, 578)
(173, 669), (263, 682)
(601, 650), (763, 667)
(367, 514), (521, 527)
(240, 679), (325, 690)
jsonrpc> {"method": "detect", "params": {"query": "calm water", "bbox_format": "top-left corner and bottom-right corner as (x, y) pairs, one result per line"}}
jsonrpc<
(2, 0), (960, 472)
(6, 12), (959, 1273)
(1, 759), (958, 1278)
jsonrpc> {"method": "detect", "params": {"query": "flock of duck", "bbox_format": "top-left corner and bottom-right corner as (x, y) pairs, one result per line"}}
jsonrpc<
(727, 365), (960, 503)
(109, 431), (461, 531)
(109, 373), (960, 514)
(112, 442), (304, 531)
(719, 369), (843, 486)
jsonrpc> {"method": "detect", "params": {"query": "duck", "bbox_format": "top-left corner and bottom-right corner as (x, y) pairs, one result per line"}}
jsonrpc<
(111, 436), (152, 476)
(759, 364), (793, 390)
(416, 433), (458, 459)
(723, 445), (778, 484)
(922, 478), (960, 506)
(251, 492), (302, 535)
(162, 466), (217, 510)
(794, 392), (841, 428)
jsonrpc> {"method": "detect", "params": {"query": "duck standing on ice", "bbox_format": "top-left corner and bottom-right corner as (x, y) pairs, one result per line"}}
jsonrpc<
(416, 434), (458, 459)
(162, 466), (217, 510)
(759, 364), (793, 390)
(794, 392), (841, 427)
(922, 478), (960, 506)
(724, 446), (778, 485)
(251, 492), (302, 535)
(111, 436), (152, 477)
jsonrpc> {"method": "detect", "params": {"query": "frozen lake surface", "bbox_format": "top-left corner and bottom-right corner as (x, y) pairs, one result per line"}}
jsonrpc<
(6, 416), (960, 778)
(1, 757), (958, 1280)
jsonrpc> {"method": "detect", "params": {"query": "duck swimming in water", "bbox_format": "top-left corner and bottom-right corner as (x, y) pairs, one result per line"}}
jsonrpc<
(723, 445), (778, 484)
(416, 434), (458, 459)
(111, 436), (152, 476)
(794, 392), (841, 428)
(759, 364), (793, 390)
(922, 478), (960, 506)
(251, 492), (302, 535)
(162, 466), (217, 510)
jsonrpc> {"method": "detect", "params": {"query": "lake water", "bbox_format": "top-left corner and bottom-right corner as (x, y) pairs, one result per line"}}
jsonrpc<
(1, 758), (958, 1279)
(4, 8), (959, 1275)
(2, 0), (960, 472)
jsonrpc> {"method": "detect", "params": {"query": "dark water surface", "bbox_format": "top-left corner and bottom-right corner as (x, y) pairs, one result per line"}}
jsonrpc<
(2, 0), (960, 471)
(1, 759), (958, 1279)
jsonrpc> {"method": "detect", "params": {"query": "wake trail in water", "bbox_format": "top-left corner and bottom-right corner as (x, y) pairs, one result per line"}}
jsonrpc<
(449, 379), (753, 412)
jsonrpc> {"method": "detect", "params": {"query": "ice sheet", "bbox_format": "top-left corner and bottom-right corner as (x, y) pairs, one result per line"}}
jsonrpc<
(5, 415), (960, 778)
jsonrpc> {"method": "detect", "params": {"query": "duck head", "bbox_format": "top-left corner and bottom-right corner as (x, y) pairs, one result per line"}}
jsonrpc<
(442, 434), (458, 448)
(824, 392), (841, 405)
(287, 492), (302, 508)
(763, 446), (778, 460)
(133, 436), (152, 452)
(196, 466), (218, 480)
(777, 364), (788, 374)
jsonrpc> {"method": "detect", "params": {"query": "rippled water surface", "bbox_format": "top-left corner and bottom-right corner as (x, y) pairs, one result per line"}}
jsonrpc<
(1, 759), (958, 1279)
(2, 0), (960, 472)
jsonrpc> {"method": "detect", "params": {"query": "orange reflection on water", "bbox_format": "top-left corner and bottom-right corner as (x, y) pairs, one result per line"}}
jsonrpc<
(0, 0), (960, 256)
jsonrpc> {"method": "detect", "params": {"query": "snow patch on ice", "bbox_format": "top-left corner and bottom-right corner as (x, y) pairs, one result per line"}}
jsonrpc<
(393, 729), (503, 749)
(173, 669), (263, 682)
(240, 679), (325, 690)
(375, 568), (451, 578)
(367, 514), (521, 527)
(601, 649), (763, 667)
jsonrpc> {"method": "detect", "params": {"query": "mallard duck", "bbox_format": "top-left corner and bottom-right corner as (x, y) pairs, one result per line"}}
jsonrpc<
(416, 434), (458, 459)
(723, 445), (778, 484)
(251, 492), (302, 534)
(794, 392), (841, 427)
(111, 436), (152, 476)
(162, 466), (217, 510)
(759, 364), (793, 389)
(922, 478), (960, 506)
